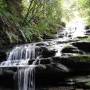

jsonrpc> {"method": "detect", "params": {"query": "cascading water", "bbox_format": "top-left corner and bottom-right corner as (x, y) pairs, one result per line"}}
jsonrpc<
(0, 39), (71, 90)
(18, 66), (35, 90)
(0, 44), (36, 66)
(0, 26), (88, 90)
(0, 44), (38, 90)
(0, 41), (57, 90)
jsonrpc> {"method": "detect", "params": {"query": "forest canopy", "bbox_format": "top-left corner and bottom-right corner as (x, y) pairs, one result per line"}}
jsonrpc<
(0, 0), (90, 47)
(0, 0), (63, 44)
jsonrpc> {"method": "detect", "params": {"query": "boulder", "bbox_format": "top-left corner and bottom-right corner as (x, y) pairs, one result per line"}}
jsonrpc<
(33, 58), (51, 65)
(35, 42), (49, 47)
(35, 46), (57, 58)
(0, 67), (17, 88)
(34, 56), (90, 87)
(0, 50), (7, 62)
(72, 42), (90, 53)
(85, 25), (90, 29)
(52, 56), (90, 75)
(61, 45), (84, 55)
(85, 29), (90, 35)
(1, 56), (90, 88)
(34, 59), (70, 88)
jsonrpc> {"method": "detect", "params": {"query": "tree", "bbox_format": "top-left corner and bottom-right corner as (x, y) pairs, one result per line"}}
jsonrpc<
(77, 0), (90, 24)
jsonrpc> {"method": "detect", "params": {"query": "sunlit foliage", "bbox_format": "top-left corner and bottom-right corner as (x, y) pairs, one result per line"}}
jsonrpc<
(77, 0), (90, 25)
(21, 0), (62, 41)
(0, 0), (63, 42)
(1, 0), (90, 43)
(61, 0), (79, 23)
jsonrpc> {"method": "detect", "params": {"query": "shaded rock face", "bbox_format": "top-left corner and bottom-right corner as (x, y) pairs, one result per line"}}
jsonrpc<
(33, 56), (90, 87)
(33, 57), (69, 72)
(39, 46), (57, 58)
(0, 51), (7, 62)
(61, 46), (77, 53)
(0, 67), (17, 89)
(35, 42), (57, 58)
(85, 25), (90, 30)
(34, 58), (70, 87)
(0, 70), (15, 88)
(72, 42), (90, 53)
(52, 56), (90, 76)
(1, 56), (90, 88)
(85, 30), (90, 35)
(61, 45), (84, 55)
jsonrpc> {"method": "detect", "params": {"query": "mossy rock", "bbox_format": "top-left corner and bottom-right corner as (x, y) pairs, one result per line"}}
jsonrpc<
(70, 55), (90, 62)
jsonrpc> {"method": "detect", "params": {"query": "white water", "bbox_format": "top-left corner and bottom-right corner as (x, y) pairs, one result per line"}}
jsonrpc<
(0, 44), (36, 90)
(18, 66), (35, 90)
(66, 17), (86, 38)
(0, 44), (36, 66)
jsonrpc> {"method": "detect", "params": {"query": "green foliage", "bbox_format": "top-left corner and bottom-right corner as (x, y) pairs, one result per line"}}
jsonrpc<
(0, 0), (63, 43)
(61, 0), (79, 23)
(21, 0), (62, 42)
(77, 0), (90, 24)
(0, 0), (25, 45)
(0, 0), (7, 16)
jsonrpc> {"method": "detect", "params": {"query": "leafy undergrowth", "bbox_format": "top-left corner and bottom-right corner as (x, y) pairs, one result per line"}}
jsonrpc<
(0, 0), (65, 47)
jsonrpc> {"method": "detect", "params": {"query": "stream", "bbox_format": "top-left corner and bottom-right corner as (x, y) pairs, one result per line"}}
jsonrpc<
(0, 26), (90, 90)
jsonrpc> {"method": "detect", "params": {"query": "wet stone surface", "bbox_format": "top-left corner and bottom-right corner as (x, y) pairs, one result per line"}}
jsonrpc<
(0, 27), (90, 90)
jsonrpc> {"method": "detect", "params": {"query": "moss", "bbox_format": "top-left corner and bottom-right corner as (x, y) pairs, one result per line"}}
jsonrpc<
(77, 36), (88, 40)
(70, 55), (90, 62)
(79, 36), (90, 42)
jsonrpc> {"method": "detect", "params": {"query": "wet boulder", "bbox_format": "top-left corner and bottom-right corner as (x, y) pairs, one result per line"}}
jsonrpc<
(61, 45), (84, 56)
(34, 58), (70, 87)
(77, 35), (88, 39)
(85, 25), (90, 29)
(41, 48), (57, 58)
(52, 56), (90, 75)
(33, 58), (51, 65)
(0, 50), (7, 62)
(72, 41), (90, 53)
(36, 46), (57, 58)
(85, 29), (90, 35)
(0, 67), (17, 88)
(35, 42), (49, 47)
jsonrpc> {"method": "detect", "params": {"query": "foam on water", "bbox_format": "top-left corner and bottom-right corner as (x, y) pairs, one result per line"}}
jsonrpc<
(0, 44), (36, 66)
(18, 65), (35, 90)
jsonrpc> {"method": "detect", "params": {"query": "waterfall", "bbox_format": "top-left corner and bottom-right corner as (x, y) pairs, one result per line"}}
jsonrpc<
(8, 44), (36, 61)
(0, 44), (39, 90)
(0, 44), (36, 66)
(18, 66), (35, 90)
